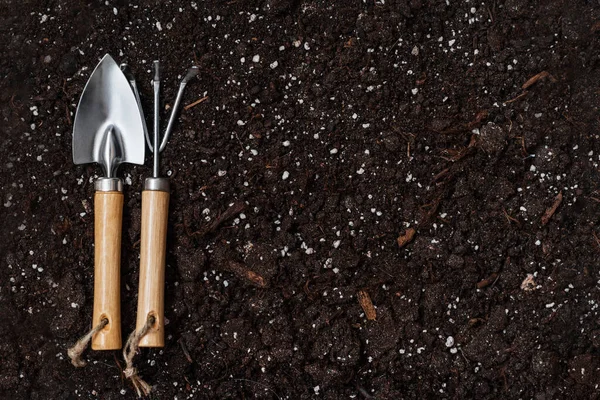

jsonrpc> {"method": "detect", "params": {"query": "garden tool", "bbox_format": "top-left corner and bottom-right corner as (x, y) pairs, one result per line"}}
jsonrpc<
(72, 54), (146, 350)
(135, 61), (199, 347)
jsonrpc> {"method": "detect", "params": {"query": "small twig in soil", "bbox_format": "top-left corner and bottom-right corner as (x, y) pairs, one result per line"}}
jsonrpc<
(593, 232), (600, 250)
(233, 132), (245, 152)
(184, 95), (209, 111)
(62, 78), (69, 97)
(191, 201), (246, 238)
(500, 367), (509, 392)
(476, 273), (498, 289)
(503, 208), (521, 226)
(541, 191), (563, 226)
(467, 110), (488, 129)
(521, 71), (556, 90)
(223, 260), (266, 287)
(504, 91), (529, 104)
(397, 227), (416, 248)
(303, 276), (317, 300)
(431, 168), (450, 185)
(388, 36), (402, 51)
(178, 338), (193, 363)
(65, 104), (72, 125)
(486, 5), (494, 23)
(357, 290), (377, 321)
(440, 137), (477, 162)
(458, 347), (471, 364)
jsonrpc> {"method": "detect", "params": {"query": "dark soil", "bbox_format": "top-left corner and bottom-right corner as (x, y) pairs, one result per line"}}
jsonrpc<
(1, 0), (600, 399)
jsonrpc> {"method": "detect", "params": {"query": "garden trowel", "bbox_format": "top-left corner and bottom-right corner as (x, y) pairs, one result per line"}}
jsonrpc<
(72, 54), (145, 350)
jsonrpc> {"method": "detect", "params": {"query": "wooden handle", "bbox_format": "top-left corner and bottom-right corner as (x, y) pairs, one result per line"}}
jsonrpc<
(136, 189), (170, 347)
(92, 191), (123, 350)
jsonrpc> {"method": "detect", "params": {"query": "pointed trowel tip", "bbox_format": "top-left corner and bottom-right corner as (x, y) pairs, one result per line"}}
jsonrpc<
(95, 54), (119, 73)
(100, 53), (116, 64)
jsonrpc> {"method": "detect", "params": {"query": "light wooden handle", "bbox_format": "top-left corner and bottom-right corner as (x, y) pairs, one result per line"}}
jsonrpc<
(136, 188), (170, 347)
(92, 191), (123, 350)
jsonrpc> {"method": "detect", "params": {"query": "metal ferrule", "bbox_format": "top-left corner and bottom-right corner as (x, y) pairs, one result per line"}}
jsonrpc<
(95, 177), (123, 192)
(144, 177), (170, 192)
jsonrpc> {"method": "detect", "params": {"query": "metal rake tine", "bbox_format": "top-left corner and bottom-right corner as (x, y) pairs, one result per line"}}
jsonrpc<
(158, 66), (199, 152)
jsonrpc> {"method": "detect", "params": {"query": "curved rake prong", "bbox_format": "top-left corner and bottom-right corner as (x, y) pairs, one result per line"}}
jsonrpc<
(159, 66), (199, 152)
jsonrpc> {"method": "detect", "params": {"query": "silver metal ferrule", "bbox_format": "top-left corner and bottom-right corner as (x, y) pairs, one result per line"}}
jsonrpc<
(144, 177), (170, 192)
(95, 177), (123, 192)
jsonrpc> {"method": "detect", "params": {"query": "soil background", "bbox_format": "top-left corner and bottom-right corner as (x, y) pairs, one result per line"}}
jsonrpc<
(1, 0), (600, 399)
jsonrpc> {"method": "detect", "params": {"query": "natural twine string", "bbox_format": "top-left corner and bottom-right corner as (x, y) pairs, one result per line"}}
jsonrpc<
(67, 318), (109, 368)
(123, 315), (155, 398)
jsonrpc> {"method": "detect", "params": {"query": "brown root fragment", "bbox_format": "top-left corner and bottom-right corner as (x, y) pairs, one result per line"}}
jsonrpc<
(476, 273), (498, 289)
(521, 71), (556, 90)
(357, 290), (377, 321)
(397, 228), (416, 248)
(541, 191), (563, 226)
(224, 261), (266, 288)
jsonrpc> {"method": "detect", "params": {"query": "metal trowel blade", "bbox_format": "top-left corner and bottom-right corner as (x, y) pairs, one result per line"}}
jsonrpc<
(72, 54), (145, 176)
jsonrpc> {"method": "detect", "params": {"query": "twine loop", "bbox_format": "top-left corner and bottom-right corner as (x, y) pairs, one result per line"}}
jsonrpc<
(67, 318), (109, 368)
